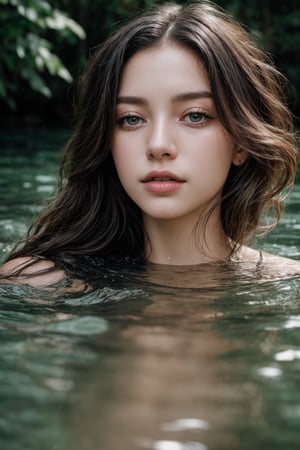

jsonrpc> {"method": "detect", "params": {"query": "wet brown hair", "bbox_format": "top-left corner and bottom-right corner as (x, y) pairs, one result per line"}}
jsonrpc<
(3, 0), (298, 267)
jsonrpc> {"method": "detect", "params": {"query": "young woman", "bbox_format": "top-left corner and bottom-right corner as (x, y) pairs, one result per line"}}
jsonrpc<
(1, 0), (299, 288)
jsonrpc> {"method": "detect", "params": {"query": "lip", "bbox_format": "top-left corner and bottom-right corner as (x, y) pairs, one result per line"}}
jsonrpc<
(141, 170), (185, 193)
(141, 170), (185, 183)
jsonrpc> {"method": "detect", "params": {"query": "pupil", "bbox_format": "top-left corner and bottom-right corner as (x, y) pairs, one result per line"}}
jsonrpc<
(191, 113), (200, 122)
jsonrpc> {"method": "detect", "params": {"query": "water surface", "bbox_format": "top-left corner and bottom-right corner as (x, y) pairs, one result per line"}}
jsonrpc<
(1, 129), (300, 450)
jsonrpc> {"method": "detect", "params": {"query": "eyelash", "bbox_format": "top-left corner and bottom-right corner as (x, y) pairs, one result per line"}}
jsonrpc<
(117, 114), (145, 129)
(181, 110), (213, 126)
(116, 110), (214, 129)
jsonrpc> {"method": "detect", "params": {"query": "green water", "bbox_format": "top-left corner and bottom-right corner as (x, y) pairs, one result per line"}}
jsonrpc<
(1, 129), (300, 450)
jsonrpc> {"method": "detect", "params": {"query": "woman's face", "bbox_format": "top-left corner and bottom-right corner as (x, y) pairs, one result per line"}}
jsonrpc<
(112, 43), (239, 228)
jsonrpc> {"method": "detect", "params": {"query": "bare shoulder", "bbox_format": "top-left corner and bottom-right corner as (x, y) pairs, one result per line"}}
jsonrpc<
(261, 251), (300, 272)
(239, 246), (300, 278)
(0, 256), (92, 293)
(0, 256), (65, 288)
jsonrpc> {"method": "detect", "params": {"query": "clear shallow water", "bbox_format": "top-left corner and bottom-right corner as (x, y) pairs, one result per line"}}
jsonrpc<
(1, 129), (300, 450)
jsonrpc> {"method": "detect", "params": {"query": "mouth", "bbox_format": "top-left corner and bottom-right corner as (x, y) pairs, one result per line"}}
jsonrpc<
(142, 171), (185, 183)
(141, 171), (185, 193)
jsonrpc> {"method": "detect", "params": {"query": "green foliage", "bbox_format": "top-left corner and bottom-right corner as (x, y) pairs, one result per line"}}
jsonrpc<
(1, 0), (300, 120)
(217, 0), (300, 113)
(0, 0), (85, 109)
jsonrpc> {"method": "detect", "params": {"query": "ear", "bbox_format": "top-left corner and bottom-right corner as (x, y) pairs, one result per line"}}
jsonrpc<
(232, 148), (248, 167)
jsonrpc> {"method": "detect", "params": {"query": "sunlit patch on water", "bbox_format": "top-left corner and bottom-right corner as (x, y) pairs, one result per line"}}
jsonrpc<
(160, 418), (210, 432)
(257, 367), (282, 378)
(275, 349), (300, 361)
(283, 315), (300, 328)
(36, 185), (55, 193)
(35, 175), (56, 184)
(141, 440), (208, 450)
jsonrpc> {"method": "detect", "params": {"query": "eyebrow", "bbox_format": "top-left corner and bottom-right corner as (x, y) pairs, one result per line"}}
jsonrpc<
(172, 90), (213, 102)
(116, 90), (213, 105)
(117, 96), (146, 105)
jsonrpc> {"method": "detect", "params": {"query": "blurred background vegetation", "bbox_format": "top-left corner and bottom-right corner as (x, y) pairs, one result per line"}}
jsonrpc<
(1, 0), (299, 126)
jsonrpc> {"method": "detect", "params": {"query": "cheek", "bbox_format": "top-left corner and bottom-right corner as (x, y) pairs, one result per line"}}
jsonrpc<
(213, 132), (234, 170)
(111, 133), (118, 163)
(111, 137), (124, 174)
(111, 146), (133, 190)
(111, 130), (131, 158)
(112, 131), (141, 179)
(112, 155), (125, 183)
(196, 136), (234, 188)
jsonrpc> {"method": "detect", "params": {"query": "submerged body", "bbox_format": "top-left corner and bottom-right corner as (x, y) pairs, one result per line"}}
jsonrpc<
(1, 248), (300, 292)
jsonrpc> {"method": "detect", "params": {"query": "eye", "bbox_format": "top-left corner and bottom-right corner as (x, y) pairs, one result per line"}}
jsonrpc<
(124, 115), (141, 126)
(117, 114), (145, 128)
(188, 112), (205, 123)
(181, 111), (213, 127)
(185, 111), (209, 124)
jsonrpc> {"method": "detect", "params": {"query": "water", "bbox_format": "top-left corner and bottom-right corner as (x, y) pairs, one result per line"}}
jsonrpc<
(1, 129), (300, 450)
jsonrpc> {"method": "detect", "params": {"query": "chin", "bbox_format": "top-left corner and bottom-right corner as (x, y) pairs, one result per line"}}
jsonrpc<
(144, 212), (185, 221)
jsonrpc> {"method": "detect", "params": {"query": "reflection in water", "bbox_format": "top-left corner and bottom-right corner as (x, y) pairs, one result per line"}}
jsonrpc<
(59, 268), (300, 450)
(1, 260), (300, 449)
(1, 130), (300, 450)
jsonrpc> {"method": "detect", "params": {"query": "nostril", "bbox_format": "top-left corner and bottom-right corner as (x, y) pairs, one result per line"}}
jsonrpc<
(147, 148), (177, 160)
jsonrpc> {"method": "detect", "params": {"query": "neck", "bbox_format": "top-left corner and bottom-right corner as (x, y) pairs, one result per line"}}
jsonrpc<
(144, 212), (232, 265)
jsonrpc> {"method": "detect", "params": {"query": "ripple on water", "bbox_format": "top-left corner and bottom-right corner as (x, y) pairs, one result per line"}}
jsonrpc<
(0, 219), (28, 241)
(63, 286), (146, 306)
(45, 316), (109, 335)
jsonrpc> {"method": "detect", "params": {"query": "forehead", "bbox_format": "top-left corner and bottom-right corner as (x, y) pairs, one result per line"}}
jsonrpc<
(119, 43), (211, 94)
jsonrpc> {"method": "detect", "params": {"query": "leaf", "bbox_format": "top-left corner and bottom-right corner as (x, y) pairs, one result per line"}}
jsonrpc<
(57, 66), (72, 83)
(0, 0), (86, 109)
(17, 5), (39, 23)
(35, 0), (51, 14)
(20, 67), (52, 97)
(62, 16), (86, 39)
(45, 10), (86, 39)
(16, 45), (25, 58)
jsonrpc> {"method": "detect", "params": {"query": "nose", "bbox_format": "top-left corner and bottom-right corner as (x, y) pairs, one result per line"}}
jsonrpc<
(146, 120), (177, 160)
